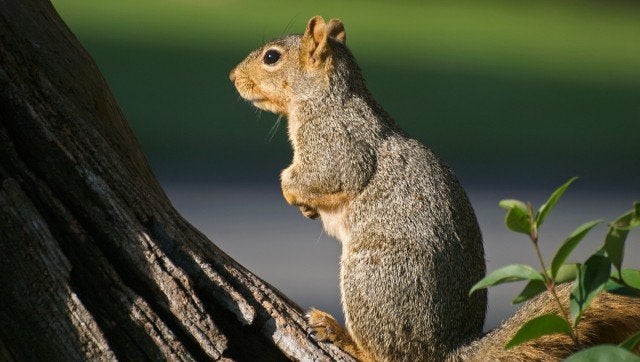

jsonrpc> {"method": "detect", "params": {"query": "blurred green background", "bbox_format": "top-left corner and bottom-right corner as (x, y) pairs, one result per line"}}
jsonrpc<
(49, 0), (640, 327)
(51, 0), (640, 188)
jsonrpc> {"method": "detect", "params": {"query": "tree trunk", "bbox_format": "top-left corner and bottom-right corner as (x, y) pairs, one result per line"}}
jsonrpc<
(0, 1), (352, 360)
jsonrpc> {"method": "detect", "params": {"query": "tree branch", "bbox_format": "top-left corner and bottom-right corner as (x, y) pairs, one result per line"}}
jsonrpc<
(0, 0), (352, 360)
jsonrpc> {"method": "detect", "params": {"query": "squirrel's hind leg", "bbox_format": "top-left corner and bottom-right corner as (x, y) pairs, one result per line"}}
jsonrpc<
(307, 308), (373, 361)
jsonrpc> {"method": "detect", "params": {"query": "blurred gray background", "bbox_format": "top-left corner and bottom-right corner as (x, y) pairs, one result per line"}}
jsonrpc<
(52, 1), (639, 329)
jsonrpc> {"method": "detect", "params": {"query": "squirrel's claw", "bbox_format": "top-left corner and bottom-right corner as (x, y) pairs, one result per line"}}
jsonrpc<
(299, 205), (319, 219)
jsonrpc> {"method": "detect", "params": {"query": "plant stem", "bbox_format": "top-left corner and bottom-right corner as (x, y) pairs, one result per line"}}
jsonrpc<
(530, 233), (580, 346)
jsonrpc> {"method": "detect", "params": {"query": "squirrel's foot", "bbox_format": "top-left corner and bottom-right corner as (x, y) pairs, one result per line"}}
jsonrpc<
(306, 308), (362, 360)
(307, 308), (346, 342)
(299, 205), (319, 219)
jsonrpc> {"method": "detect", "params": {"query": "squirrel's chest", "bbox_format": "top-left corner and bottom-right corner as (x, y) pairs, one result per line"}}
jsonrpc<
(319, 206), (350, 244)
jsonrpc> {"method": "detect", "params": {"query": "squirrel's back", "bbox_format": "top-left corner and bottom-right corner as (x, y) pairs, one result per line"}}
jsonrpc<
(340, 128), (486, 360)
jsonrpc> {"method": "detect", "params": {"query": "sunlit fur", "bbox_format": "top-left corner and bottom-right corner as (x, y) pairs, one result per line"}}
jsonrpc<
(231, 16), (640, 361)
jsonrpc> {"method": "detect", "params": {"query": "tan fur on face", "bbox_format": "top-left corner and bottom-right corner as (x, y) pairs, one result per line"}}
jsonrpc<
(229, 45), (294, 115)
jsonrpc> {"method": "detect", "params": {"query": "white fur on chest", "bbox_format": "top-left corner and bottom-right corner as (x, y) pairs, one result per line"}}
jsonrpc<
(319, 206), (350, 244)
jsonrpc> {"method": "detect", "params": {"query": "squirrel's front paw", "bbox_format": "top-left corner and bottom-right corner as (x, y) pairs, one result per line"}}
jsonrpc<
(300, 205), (319, 219)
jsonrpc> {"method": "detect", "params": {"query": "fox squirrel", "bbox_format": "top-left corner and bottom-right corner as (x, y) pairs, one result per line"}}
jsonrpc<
(230, 16), (640, 361)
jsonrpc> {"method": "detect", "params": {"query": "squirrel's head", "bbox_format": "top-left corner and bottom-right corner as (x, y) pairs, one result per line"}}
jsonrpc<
(230, 16), (360, 116)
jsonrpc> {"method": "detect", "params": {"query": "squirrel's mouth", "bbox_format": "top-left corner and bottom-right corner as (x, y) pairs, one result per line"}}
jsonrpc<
(250, 98), (287, 116)
(235, 86), (265, 105)
(233, 82), (287, 115)
(237, 92), (266, 107)
(246, 98), (267, 109)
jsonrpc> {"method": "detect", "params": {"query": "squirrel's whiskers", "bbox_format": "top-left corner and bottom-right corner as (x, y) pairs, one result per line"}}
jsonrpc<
(266, 115), (282, 142)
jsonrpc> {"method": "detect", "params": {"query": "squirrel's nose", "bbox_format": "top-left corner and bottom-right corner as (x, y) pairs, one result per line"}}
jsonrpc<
(229, 69), (237, 83)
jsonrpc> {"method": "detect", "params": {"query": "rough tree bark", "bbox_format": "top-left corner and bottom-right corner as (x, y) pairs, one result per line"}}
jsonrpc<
(0, 1), (352, 360)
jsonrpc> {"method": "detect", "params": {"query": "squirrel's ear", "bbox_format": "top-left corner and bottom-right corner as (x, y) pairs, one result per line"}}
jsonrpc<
(327, 19), (346, 45)
(301, 16), (346, 66)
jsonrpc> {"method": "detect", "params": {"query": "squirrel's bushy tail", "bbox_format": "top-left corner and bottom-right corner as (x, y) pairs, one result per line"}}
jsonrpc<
(456, 283), (640, 361)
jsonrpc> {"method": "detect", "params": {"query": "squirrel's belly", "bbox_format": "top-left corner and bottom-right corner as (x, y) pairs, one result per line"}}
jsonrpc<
(319, 206), (350, 244)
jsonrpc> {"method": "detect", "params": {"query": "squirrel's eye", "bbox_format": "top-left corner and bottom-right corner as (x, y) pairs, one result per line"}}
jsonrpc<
(263, 49), (281, 65)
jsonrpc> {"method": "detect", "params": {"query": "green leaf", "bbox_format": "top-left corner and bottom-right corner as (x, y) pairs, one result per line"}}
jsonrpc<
(605, 279), (640, 297)
(618, 201), (640, 230)
(504, 313), (572, 349)
(606, 203), (640, 274)
(570, 254), (611, 326)
(565, 345), (640, 362)
(606, 269), (640, 296)
(536, 177), (577, 228)
(605, 226), (630, 273)
(620, 331), (640, 351)
(470, 264), (544, 296)
(554, 263), (579, 284)
(606, 212), (635, 273)
(614, 204), (640, 229)
(621, 269), (640, 290)
(499, 199), (532, 235)
(512, 280), (547, 304)
(550, 220), (602, 279)
(622, 219), (640, 231)
(512, 264), (579, 304)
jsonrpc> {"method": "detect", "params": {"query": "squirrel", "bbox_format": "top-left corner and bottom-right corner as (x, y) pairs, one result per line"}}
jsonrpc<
(230, 16), (640, 361)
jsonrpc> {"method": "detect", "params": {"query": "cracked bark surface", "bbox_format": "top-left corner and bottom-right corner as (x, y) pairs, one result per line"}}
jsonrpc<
(0, 1), (353, 360)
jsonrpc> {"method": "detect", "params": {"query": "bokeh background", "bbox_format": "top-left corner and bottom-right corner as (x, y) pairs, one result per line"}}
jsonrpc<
(51, 1), (639, 329)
